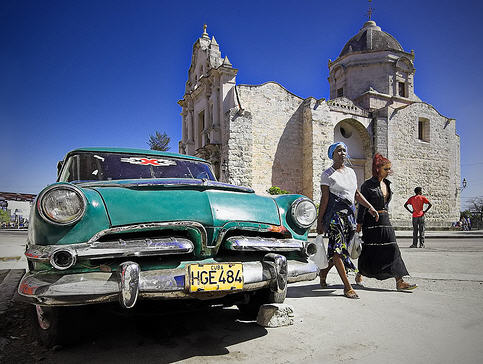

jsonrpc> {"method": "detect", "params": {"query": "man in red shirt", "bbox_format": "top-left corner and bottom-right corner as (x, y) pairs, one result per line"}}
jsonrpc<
(404, 187), (432, 248)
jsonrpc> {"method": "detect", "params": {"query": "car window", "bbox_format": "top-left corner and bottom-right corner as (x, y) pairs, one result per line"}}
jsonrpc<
(58, 152), (215, 182)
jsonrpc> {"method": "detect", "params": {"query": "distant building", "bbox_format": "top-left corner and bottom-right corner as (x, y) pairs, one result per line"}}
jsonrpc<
(178, 22), (460, 228)
(0, 192), (35, 227)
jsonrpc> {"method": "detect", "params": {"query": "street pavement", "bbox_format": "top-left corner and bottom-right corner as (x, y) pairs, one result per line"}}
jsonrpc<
(1, 230), (483, 363)
(0, 230), (28, 270)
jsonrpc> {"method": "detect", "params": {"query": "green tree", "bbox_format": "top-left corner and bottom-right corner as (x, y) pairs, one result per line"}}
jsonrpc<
(267, 186), (290, 195)
(464, 196), (483, 229)
(147, 131), (171, 151)
(0, 210), (10, 225)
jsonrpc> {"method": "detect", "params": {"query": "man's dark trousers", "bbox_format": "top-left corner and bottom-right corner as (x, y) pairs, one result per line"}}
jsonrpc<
(412, 216), (425, 247)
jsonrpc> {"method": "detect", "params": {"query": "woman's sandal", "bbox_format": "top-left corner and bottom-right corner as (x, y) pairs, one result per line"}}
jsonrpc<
(396, 280), (418, 291)
(355, 273), (363, 286)
(344, 289), (359, 299)
(319, 275), (328, 288)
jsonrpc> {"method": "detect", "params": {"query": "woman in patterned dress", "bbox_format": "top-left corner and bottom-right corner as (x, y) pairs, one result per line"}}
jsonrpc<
(316, 142), (379, 299)
(355, 153), (417, 291)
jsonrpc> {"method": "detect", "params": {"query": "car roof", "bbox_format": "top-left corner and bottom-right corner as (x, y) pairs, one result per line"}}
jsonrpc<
(67, 147), (208, 162)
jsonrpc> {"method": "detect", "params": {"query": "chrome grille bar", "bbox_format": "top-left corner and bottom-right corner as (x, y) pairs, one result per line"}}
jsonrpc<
(225, 236), (304, 252)
(26, 237), (194, 263)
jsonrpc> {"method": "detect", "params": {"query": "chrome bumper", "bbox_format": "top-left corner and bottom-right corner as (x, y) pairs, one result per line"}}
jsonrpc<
(17, 256), (318, 307)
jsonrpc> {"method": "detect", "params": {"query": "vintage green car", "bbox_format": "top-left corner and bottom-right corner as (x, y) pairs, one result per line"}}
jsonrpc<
(18, 147), (319, 345)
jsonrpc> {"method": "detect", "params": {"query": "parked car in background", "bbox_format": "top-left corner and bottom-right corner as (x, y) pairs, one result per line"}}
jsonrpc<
(17, 147), (319, 346)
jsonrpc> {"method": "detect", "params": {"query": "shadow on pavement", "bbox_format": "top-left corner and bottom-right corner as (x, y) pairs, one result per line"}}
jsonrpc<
(287, 284), (338, 298)
(2, 300), (268, 363)
(353, 285), (401, 293)
(287, 283), (398, 299)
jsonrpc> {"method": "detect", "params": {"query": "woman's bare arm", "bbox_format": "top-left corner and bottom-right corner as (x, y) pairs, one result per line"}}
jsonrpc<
(355, 190), (379, 222)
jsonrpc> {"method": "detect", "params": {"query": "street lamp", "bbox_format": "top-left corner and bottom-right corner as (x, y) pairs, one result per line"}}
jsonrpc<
(457, 178), (467, 193)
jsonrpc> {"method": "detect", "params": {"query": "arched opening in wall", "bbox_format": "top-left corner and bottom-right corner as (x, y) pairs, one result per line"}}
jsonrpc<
(334, 119), (372, 188)
(331, 65), (345, 100)
(395, 57), (414, 98)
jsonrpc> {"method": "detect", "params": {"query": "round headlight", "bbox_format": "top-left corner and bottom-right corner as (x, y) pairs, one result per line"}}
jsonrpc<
(38, 185), (86, 225)
(291, 198), (317, 228)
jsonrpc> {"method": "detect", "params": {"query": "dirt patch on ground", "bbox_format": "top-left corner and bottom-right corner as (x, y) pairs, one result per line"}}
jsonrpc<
(0, 301), (53, 363)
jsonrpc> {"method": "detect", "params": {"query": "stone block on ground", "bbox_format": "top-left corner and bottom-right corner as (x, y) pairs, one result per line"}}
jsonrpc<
(256, 303), (294, 327)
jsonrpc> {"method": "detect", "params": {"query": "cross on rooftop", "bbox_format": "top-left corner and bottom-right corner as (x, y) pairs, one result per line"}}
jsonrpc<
(367, 0), (375, 20)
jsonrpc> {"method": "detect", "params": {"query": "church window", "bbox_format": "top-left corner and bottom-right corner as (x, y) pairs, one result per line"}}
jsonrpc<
(337, 88), (344, 97)
(198, 110), (205, 148)
(183, 117), (188, 141)
(418, 118), (430, 142)
(398, 82), (407, 97)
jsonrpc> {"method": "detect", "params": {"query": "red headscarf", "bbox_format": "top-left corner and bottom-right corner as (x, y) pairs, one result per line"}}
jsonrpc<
(372, 153), (391, 177)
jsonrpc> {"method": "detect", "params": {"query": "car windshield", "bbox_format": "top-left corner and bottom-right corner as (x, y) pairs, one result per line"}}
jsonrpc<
(58, 152), (216, 182)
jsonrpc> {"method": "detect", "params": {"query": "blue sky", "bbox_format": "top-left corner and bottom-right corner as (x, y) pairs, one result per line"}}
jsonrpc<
(1, 0), (482, 209)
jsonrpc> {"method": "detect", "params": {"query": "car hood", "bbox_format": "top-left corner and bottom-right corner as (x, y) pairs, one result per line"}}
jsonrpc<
(83, 179), (281, 227)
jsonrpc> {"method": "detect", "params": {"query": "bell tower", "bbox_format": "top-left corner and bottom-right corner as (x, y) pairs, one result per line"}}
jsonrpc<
(178, 25), (238, 179)
(328, 20), (419, 111)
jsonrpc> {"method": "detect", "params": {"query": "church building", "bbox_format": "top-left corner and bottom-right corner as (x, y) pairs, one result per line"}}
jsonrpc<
(178, 21), (461, 228)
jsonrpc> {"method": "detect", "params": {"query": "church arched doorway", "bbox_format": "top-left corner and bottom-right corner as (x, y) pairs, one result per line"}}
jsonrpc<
(333, 119), (372, 188)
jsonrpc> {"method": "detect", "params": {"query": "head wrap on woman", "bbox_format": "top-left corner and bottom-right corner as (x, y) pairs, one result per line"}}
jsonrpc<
(328, 142), (348, 159)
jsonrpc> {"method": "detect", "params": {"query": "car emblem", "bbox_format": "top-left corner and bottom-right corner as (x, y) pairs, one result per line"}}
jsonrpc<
(120, 157), (176, 166)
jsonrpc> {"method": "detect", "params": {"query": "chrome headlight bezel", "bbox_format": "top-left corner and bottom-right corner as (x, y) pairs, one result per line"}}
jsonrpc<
(37, 184), (87, 226)
(50, 247), (77, 270)
(290, 197), (317, 229)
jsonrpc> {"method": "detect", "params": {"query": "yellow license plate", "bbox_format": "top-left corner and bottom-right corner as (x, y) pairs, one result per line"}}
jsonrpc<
(188, 263), (243, 292)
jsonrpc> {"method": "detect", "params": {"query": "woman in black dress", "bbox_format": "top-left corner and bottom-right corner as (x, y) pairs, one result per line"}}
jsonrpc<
(355, 153), (417, 291)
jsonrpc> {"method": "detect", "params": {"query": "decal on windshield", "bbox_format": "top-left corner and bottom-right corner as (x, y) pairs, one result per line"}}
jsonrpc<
(120, 157), (177, 166)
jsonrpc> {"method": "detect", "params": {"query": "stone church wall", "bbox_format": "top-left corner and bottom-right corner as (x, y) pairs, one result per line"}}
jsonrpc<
(303, 99), (335, 203)
(223, 108), (254, 188)
(232, 82), (306, 195)
(387, 103), (460, 228)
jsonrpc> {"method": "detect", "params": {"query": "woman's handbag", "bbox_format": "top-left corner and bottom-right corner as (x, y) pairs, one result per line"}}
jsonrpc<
(310, 234), (328, 269)
(348, 233), (362, 259)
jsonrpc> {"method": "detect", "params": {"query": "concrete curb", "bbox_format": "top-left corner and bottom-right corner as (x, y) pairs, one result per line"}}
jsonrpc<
(0, 269), (25, 315)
